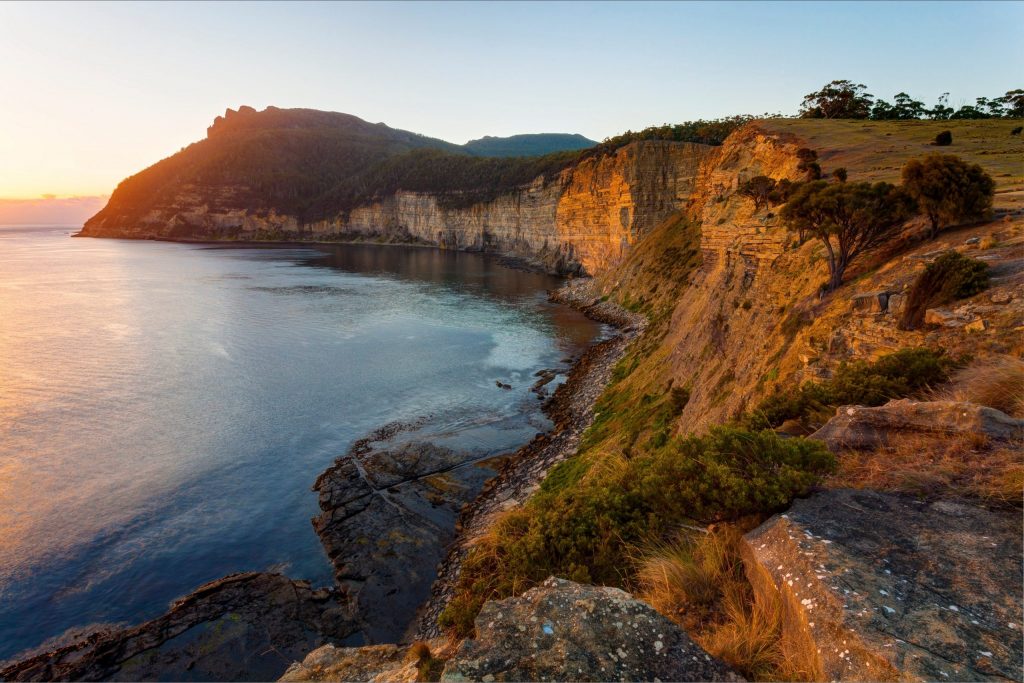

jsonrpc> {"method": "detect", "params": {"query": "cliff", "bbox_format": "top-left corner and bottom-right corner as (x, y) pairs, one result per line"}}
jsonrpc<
(592, 118), (1024, 430)
(81, 129), (712, 275)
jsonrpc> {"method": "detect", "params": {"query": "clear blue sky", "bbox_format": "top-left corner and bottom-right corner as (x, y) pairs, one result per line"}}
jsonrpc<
(0, 0), (1021, 198)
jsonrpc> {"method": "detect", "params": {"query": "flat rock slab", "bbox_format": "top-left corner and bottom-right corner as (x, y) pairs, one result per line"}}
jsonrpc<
(745, 489), (1023, 682)
(1, 573), (355, 682)
(440, 577), (740, 682)
(811, 399), (1024, 451)
(313, 433), (501, 643)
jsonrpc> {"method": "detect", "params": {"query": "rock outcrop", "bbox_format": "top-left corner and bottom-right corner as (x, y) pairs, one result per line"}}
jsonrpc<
(440, 578), (739, 682)
(744, 489), (1023, 682)
(0, 573), (356, 682)
(279, 643), (421, 683)
(810, 399), (1024, 451)
(312, 428), (503, 643)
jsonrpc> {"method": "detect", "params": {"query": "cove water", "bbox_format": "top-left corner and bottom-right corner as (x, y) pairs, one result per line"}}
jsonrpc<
(0, 226), (602, 661)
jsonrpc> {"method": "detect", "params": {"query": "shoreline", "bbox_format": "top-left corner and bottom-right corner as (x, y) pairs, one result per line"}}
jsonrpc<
(72, 232), (572, 276)
(414, 278), (644, 638)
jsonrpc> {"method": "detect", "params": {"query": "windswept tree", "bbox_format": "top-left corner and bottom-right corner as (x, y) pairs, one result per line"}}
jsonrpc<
(901, 154), (995, 239)
(872, 92), (927, 120)
(799, 80), (873, 119)
(737, 175), (777, 211)
(999, 89), (1024, 117)
(781, 181), (916, 291)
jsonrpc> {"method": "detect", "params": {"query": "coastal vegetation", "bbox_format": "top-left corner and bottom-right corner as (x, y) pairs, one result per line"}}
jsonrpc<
(780, 180), (916, 290)
(900, 251), (991, 330)
(901, 154), (996, 238)
(437, 426), (834, 638)
(745, 348), (958, 431)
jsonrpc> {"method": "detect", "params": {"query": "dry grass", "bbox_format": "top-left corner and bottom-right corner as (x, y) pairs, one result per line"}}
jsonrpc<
(932, 355), (1024, 418)
(757, 119), (1024, 214)
(827, 432), (1024, 506)
(406, 641), (444, 682)
(636, 528), (815, 681)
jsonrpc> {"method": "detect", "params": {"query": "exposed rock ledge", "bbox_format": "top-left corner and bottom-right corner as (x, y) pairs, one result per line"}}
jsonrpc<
(745, 489), (1023, 682)
(0, 573), (356, 682)
(810, 399), (1024, 451)
(283, 578), (740, 683)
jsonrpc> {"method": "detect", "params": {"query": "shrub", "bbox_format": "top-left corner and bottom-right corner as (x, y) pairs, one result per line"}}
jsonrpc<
(933, 130), (953, 146)
(901, 154), (996, 239)
(899, 251), (990, 329)
(831, 167), (848, 183)
(794, 149), (823, 181)
(438, 427), (834, 637)
(738, 176), (777, 212)
(747, 348), (957, 429)
(1011, 126), (1023, 136)
(780, 180), (916, 290)
(769, 178), (801, 206)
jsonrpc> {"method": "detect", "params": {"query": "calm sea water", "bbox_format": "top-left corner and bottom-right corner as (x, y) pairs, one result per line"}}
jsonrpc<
(0, 226), (602, 661)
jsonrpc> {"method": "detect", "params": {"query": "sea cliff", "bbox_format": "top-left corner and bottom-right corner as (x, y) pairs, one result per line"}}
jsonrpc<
(79, 140), (712, 275)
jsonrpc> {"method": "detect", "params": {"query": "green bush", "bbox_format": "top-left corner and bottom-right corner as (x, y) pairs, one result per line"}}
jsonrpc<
(747, 347), (957, 429)
(900, 251), (990, 329)
(438, 427), (834, 637)
(901, 154), (995, 239)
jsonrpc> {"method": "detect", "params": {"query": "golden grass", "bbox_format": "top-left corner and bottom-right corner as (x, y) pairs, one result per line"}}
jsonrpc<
(406, 641), (444, 682)
(636, 528), (816, 681)
(933, 355), (1024, 418)
(757, 119), (1024, 213)
(827, 432), (1024, 505)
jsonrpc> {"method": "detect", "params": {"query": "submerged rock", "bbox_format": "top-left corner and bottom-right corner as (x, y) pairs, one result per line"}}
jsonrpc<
(744, 489), (1023, 682)
(810, 399), (1024, 450)
(1, 572), (355, 682)
(440, 577), (740, 682)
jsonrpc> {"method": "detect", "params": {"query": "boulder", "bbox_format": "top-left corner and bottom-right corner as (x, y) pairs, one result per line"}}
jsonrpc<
(744, 489), (1023, 682)
(280, 643), (414, 683)
(440, 577), (740, 682)
(851, 291), (892, 315)
(924, 308), (965, 327)
(965, 318), (987, 333)
(887, 292), (907, 317)
(991, 291), (1012, 305)
(810, 399), (1024, 451)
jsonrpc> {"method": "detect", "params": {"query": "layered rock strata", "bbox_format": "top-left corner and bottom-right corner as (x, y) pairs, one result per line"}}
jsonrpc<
(80, 141), (713, 276)
(0, 573), (356, 682)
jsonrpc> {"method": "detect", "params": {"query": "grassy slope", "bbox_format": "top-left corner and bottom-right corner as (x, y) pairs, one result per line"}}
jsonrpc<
(759, 118), (1024, 212)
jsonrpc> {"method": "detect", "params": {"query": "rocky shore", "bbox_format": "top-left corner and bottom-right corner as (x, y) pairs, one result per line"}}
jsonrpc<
(415, 278), (644, 638)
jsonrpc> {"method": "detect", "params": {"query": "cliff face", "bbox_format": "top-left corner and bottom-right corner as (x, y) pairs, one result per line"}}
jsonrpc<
(594, 119), (1024, 430)
(80, 140), (713, 276)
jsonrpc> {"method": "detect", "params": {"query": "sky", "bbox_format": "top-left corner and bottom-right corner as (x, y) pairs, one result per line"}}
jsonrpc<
(0, 1), (1021, 218)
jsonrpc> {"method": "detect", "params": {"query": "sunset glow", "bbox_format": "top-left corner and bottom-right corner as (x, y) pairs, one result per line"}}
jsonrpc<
(1, 1), (1022, 205)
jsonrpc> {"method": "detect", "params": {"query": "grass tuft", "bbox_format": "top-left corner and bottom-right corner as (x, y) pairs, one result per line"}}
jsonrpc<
(932, 355), (1024, 418)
